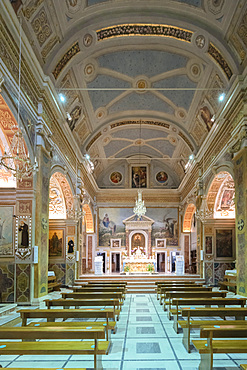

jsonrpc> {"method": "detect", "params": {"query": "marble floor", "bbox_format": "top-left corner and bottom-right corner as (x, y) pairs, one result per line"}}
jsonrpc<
(0, 293), (247, 369)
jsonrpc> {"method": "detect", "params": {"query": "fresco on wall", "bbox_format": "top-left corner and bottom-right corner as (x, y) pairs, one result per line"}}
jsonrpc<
(148, 208), (178, 246)
(110, 171), (122, 184)
(99, 207), (178, 247)
(99, 208), (132, 246)
(132, 166), (147, 188)
(0, 206), (13, 256)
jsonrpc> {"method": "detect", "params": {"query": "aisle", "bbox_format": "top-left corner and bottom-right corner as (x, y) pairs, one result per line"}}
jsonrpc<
(0, 293), (245, 369)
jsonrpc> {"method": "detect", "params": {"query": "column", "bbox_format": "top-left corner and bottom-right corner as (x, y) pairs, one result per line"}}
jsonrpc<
(233, 126), (247, 296)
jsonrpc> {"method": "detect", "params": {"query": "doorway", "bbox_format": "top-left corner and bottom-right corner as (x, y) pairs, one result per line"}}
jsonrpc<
(170, 251), (180, 273)
(111, 252), (121, 273)
(156, 252), (167, 272)
(97, 252), (106, 273)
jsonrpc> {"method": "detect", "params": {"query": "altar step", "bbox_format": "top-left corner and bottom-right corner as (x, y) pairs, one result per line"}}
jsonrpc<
(76, 274), (203, 294)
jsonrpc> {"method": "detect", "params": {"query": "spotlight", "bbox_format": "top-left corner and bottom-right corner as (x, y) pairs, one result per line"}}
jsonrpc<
(85, 154), (90, 160)
(219, 93), (225, 102)
(66, 112), (72, 121)
(59, 93), (66, 103)
(211, 115), (215, 123)
(189, 154), (194, 160)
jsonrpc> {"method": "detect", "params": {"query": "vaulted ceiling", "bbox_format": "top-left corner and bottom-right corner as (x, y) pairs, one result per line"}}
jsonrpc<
(16, 0), (245, 189)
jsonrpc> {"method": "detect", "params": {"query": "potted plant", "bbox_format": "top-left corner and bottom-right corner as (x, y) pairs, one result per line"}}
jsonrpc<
(124, 265), (130, 275)
(147, 264), (154, 274)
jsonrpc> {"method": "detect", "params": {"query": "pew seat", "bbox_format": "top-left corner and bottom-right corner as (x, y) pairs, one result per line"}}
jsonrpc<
(240, 365), (247, 370)
(0, 326), (110, 370)
(193, 324), (247, 370)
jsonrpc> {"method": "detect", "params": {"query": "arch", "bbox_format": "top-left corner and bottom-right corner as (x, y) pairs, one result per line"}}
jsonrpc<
(128, 229), (148, 256)
(207, 171), (235, 219)
(83, 204), (94, 233)
(49, 172), (74, 219)
(183, 203), (196, 232)
(0, 95), (31, 187)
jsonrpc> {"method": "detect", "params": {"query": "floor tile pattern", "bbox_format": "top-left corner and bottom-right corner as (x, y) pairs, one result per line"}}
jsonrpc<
(0, 293), (247, 369)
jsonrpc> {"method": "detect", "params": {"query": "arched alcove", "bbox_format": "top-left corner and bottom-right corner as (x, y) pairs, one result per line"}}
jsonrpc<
(83, 204), (94, 233)
(183, 203), (196, 232)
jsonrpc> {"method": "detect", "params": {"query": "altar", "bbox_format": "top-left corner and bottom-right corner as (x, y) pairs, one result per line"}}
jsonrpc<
(123, 258), (155, 273)
(123, 246), (155, 272)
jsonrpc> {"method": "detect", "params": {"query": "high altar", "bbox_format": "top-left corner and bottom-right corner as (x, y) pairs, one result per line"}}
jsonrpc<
(122, 214), (155, 272)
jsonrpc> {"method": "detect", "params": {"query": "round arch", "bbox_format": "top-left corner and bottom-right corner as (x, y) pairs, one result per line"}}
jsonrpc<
(206, 170), (235, 219)
(49, 171), (74, 219)
(183, 203), (196, 232)
(83, 203), (94, 233)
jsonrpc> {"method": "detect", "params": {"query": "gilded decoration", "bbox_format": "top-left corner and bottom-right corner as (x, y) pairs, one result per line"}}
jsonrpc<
(183, 204), (196, 232)
(237, 10), (247, 48)
(53, 172), (74, 217)
(207, 43), (233, 80)
(178, 131), (194, 152)
(31, 7), (52, 47)
(111, 120), (170, 130)
(52, 42), (80, 80)
(23, 0), (44, 20)
(97, 24), (193, 42)
(86, 131), (102, 151)
(41, 36), (59, 60)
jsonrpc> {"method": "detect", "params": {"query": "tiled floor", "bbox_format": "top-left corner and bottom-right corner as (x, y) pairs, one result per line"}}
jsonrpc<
(0, 293), (247, 369)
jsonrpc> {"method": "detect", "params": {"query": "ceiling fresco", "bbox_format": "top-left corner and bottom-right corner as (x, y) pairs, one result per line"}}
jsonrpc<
(16, 0), (246, 189)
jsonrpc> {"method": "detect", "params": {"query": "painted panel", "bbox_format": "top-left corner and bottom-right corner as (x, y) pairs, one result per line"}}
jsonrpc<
(0, 206), (14, 256)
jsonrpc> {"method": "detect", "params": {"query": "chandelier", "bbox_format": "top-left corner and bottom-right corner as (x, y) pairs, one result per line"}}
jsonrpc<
(0, 19), (38, 181)
(195, 194), (213, 223)
(133, 189), (146, 219)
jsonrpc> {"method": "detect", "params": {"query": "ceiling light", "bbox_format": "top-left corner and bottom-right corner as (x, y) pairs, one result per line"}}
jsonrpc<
(189, 154), (194, 160)
(66, 112), (72, 121)
(85, 154), (90, 160)
(211, 115), (215, 122)
(219, 93), (225, 102)
(59, 93), (66, 103)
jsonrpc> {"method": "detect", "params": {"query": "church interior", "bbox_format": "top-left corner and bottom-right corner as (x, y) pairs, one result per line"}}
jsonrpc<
(0, 0), (247, 369)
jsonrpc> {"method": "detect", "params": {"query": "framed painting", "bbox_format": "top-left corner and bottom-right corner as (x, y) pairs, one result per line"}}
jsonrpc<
(67, 236), (75, 254)
(216, 229), (233, 258)
(205, 235), (213, 255)
(110, 171), (122, 184)
(0, 206), (14, 256)
(131, 166), (147, 188)
(111, 239), (121, 248)
(156, 239), (166, 248)
(49, 229), (64, 258)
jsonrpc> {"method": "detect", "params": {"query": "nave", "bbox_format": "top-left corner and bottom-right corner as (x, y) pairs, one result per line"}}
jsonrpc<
(0, 288), (247, 370)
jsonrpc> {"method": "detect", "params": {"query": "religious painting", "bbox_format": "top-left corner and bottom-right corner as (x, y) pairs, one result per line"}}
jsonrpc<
(67, 236), (75, 254)
(111, 239), (121, 248)
(147, 208), (178, 247)
(18, 218), (30, 249)
(131, 166), (147, 188)
(49, 230), (64, 257)
(205, 236), (213, 255)
(220, 189), (235, 210)
(156, 239), (166, 248)
(99, 208), (133, 246)
(110, 171), (122, 184)
(216, 229), (233, 258)
(131, 233), (145, 255)
(0, 206), (14, 256)
(156, 171), (168, 184)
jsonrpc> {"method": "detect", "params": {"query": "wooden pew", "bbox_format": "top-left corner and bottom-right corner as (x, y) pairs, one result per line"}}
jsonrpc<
(193, 324), (247, 370)
(160, 286), (212, 305)
(44, 298), (121, 320)
(0, 326), (110, 369)
(18, 308), (116, 341)
(179, 307), (247, 352)
(218, 274), (237, 293)
(171, 297), (246, 333)
(156, 282), (203, 300)
(240, 365), (247, 370)
(48, 275), (61, 292)
(166, 290), (227, 314)
(88, 281), (127, 285)
(73, 286), (126, 295)
(6, 369), (86, 370)
(61, 291), (124, 304)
